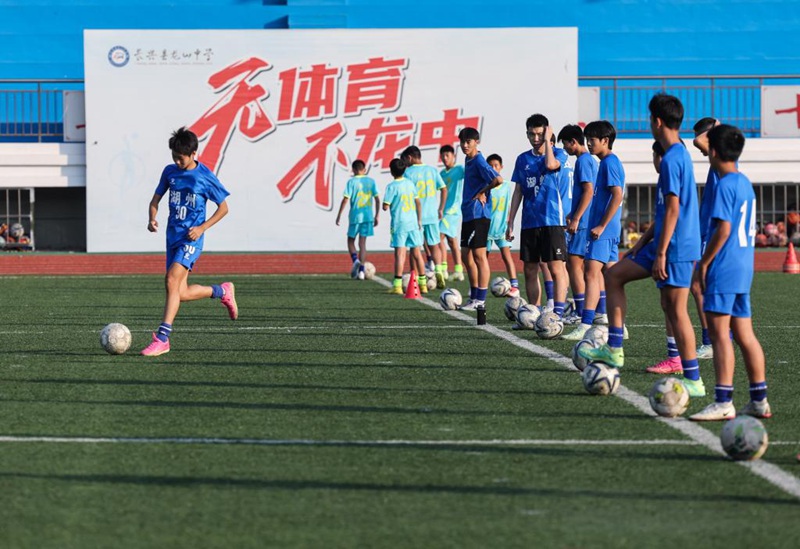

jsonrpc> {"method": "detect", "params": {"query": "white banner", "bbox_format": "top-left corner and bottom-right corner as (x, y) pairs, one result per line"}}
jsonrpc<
(63, 91), (86, 142)
(84, 29), (577, 252)
(761, 86), (800, 137)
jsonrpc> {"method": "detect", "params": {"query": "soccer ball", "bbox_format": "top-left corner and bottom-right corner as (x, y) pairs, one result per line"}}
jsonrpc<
(439, 288), (462, 311)
(720, 416), (769, 461)
(9, 222), (24, 239)
(534, 311), (564, 339)
(504, 295), (528, 321)
(648, 377), (690, 417)
(490, 276), (511, 297)
(571, 339), (599, 372)
(581, 361), (620, 395)
(585, 325), (609, 346)
(425, 271), (437, 291)
(363, 261), (376, 279)
(515, 303), (541, 329)
(100, 323), (132, 355)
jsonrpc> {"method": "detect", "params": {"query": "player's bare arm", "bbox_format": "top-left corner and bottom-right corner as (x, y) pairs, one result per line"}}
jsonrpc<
(188, 200), (229, 241)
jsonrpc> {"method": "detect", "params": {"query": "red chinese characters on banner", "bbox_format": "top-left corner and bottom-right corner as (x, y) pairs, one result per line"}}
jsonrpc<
(417, 109), (481, 149)
(276, 122), (349, 210)
(775, 94), (800, 128)
(278, 64), (341, 123)
(191, 57), (275, 173)
(355, 115), (415, 171)
(344, 57), (408, 116)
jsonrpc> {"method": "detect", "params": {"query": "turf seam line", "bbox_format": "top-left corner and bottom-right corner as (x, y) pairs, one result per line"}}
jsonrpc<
(370, 277), (800, 500)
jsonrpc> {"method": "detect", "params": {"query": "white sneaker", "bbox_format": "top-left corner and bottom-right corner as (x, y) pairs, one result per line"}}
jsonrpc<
(561, 323), (590, 341)
(426, 259), (436, 273)
(459, 300), (484, 311)
(357, 270), (365, 280)
(689, 401), (736, 422)
(623, 324), (630, 340)
(451, 271), (465, 282)
(350, 259), (361, 279)
(593, 313), (608, 325)
(563, 312), (582, 325)
(696, 344), (714, 359)
(739, 399), (772, 419)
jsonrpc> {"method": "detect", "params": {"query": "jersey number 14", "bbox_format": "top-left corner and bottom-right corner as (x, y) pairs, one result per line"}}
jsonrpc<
(738, 199), (757, 247)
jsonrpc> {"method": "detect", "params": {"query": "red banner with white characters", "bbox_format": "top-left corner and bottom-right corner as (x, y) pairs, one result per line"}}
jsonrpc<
(85, 29), (577, 252)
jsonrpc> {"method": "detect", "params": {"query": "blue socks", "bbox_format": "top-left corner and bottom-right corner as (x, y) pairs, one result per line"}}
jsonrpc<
(608, 326), (624, 348)
(701, 328), (711, 346)
(156, 322), (172, 343)
(749, 381), (768, 402)
(554, 301), (565, 317)
(350, 253), (358, 262)
(666, 336), (679, 358)
(715, 384), (734, 403)
(581, 308), (596, 326)
(597, 291), (607, 314)
(573, 293), (585, 316)
(476, 288), (488, 301)
(211, 284), (224, 299)
(510, 278), (519, 288)
(544, 281), (554, 301)
(682, 358), (701, 381)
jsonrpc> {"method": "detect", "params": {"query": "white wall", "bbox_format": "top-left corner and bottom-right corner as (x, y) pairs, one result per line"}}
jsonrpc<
(0, 143), (85, 188)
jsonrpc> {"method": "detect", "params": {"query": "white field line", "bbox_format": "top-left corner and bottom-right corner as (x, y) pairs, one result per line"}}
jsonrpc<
(370, 277), (800, 500)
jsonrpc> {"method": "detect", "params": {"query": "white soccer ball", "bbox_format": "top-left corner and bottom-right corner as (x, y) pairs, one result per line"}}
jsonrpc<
(720, 416), (769, 461)
(425, 271), (437, 291)
(581, 361), (620, 395)
(439, 288), (462, 311)
(585, 325), (609, 346)
(490, 276), (511, 297)
(100, 323), (132, 355)
(402, 273), (411, 292)
(571, 339), (599, 372)
(504, 295), (527, 321)
(535, 311), (564, 339)
(648, 377), (690, 417)
(363, 261), (376, 279)
(515, 303), (541, 329)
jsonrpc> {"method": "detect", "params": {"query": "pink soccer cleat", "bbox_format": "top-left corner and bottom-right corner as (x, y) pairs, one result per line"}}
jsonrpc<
(646, 356), (682, 375)
(141, 333), (170, 357)
(220, 282), (238, 320)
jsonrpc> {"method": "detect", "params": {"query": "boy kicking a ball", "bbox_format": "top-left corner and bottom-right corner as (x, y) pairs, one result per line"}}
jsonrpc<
(689, 124), (771, 421)
(141, 127), (237, 357)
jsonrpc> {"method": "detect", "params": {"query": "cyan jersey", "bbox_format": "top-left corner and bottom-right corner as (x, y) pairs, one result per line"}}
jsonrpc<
(706, 172), (756, 294)
(488, 179), (513, 239)
(571, 152), (598, 231)
(154, 161), (230, 250)
(462, 152), (497, 222)
(404, 163), (446, 225)
(512, 148), (567, 229)
(441, 165), (465, 216)
(586, 153), (625, 241)
(557, 147), (574, 223)
(656, 143), (701, 262)
(699, 167), (720, 243)
(343, 175), (378, 225)
(383, 177), (419, 234)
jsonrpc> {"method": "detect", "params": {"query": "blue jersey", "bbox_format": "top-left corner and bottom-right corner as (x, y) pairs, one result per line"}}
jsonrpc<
(154, 161), (230, 250)
(699, 167), (720, 244)
(656, 143), (701, 262)
(462, 152), (497, 222)
(571, 152), (598, 231)
(343, 175), (378, 225)
(511, 148), (567, 229)
(586, 153), (625, 241)
(488, 179), (513, 239)
(404, 163), (446, 225)
(441, 165), (465, 216)
(383, 177), (419, 233)
(557, 147), (573, 222)
(706, 172), (756, 294)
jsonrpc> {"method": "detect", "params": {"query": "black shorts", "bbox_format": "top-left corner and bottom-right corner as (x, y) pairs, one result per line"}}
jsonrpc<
(460, 218), (490, 250)
(520, 226), (567, 263)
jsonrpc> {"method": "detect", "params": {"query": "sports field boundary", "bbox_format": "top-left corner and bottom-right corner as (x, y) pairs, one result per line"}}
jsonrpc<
(369, 276), (800, 500)
(0, 249), (789, 275)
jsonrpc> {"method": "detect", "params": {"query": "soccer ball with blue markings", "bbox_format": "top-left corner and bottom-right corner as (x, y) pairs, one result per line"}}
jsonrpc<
(504, 295), (527, 321)
(100, 323), (132, 355)
(534, 311), (564, 339)
(720, 416), (769, 461)
(490, 276), (511, 297)
(648, 377), (690, 417)
(571, 339), (599, 372)
(515, 304), (541, 329)
(439, 288), (462, 311)
(581, 361), (620, 395)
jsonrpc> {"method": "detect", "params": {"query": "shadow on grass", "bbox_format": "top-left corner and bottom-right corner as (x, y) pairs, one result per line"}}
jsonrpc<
(0, 471), (793, 506)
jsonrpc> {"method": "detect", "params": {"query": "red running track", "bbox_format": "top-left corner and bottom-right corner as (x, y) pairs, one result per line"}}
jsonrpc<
(0, 250), (792, 276)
